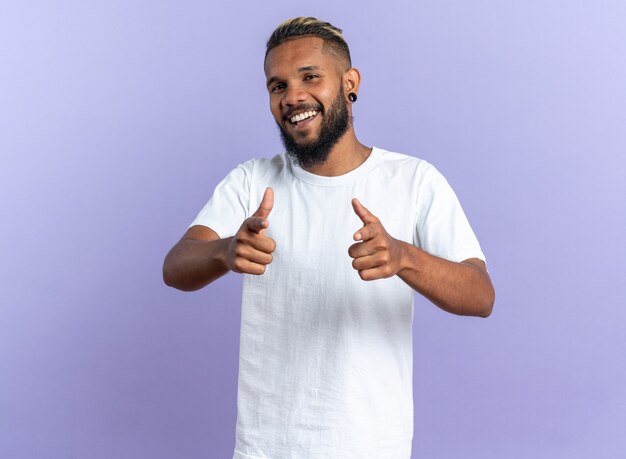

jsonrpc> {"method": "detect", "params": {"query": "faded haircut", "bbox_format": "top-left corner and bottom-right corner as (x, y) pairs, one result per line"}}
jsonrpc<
(265, 17), (352, 68)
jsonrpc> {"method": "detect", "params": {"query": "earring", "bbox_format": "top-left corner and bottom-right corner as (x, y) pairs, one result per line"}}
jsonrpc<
(348, 92), (357, 103)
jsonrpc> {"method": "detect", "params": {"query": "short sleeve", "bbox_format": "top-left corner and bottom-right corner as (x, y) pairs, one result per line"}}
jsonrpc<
(413, 165), (486, 263)
(188, 162), (252, 238)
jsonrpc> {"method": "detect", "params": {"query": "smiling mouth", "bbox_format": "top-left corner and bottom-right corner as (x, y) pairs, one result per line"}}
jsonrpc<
(288, 110), (319, 126)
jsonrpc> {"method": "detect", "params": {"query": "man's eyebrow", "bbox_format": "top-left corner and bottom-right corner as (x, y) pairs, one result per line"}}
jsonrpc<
(266, 75), (281, 88)
(297, 65), (321, 72)
(266, 66), (322, 88)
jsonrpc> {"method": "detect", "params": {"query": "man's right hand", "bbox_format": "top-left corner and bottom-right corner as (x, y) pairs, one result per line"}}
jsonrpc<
(225, 187), (276, 275)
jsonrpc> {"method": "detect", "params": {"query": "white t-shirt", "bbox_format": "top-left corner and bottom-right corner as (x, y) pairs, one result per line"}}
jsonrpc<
(190, 147), (485, 459)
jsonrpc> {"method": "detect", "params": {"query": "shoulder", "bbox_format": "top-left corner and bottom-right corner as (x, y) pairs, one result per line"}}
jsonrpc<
(235, 152), (290, 175)
(372, 147), (444, 185)
(218, 153), (290, 185)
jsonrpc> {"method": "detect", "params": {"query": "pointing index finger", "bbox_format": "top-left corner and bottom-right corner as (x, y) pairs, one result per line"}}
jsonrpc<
(351, 198), (379, 225)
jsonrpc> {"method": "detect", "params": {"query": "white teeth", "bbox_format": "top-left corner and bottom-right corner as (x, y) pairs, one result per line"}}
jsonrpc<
(290, 110), (318, 124)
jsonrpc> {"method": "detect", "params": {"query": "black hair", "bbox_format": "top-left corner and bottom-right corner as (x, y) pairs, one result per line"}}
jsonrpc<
(265, 17), (352, 67)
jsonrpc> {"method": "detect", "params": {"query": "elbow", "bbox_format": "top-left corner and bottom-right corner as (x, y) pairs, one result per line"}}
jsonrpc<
(162, 259), (187, 291)
(162, 261), (205, 292)
(478, 305), (493, 318)
(163, 271), (195, 292)
(458, 283), (494, 318)
(477, 286), (495, 318)
(162, 262), (177, 288)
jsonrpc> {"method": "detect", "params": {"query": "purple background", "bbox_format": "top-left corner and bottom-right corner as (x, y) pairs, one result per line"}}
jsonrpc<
(1, 1), (625, 458)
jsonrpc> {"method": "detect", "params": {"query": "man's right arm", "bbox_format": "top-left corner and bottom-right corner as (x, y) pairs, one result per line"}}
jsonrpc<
(163, 187), (275, 291)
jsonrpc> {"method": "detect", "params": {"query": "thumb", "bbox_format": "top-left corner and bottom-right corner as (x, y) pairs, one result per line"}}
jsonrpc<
(351, 198), (378, 224)
(252, 187), (274, 219)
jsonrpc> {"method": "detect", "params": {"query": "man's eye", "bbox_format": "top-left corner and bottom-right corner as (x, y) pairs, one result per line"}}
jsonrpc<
(304, 75), (319, 81)
(272, 83), (286, 92)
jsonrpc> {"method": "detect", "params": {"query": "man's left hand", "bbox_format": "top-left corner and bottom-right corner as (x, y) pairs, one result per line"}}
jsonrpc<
(348, 198), (406, 281)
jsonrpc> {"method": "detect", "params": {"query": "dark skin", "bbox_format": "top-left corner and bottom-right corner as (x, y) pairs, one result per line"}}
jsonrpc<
(163, 36), (495, 317)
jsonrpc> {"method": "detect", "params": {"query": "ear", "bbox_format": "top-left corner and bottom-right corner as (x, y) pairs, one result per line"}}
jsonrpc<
(342, 67), (361, 101)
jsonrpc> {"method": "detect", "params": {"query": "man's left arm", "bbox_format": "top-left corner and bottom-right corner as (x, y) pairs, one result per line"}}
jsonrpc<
(348, 198), (494, 317)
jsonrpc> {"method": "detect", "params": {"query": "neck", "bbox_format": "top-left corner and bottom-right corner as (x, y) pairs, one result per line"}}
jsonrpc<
(302, 129), (371, 177)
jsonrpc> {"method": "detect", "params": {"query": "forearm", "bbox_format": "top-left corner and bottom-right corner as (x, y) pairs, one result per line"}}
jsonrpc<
(396, 242), (494, 317)
(163, 237), (232, 291)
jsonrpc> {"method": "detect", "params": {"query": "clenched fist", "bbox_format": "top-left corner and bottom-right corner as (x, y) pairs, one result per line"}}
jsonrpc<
(226, 187), (277, 275)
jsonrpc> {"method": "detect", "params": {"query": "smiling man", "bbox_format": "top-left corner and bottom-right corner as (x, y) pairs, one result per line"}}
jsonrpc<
(163, 17), (494, 459)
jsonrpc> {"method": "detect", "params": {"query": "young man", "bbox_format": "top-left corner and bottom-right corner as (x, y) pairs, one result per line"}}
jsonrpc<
(164, 17), (494, 459)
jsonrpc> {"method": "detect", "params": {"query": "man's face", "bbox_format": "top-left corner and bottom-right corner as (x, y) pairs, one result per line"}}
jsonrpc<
(264, 36), (350, 168)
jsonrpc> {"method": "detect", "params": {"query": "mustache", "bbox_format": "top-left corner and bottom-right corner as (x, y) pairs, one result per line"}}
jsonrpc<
(282, 103), (323, 122)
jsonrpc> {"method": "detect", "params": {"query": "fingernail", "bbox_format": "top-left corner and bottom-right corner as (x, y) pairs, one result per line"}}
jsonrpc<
(355, 232), (361, 240)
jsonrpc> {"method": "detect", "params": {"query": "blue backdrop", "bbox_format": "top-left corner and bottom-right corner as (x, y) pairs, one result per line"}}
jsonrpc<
(1, 1), (625, 458)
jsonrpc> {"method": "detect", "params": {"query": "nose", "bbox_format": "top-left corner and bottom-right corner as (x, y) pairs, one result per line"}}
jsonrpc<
(281, 85), (307, 108)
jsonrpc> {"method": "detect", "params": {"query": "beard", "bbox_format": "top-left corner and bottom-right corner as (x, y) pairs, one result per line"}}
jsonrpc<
(277, 92), (350, 169)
